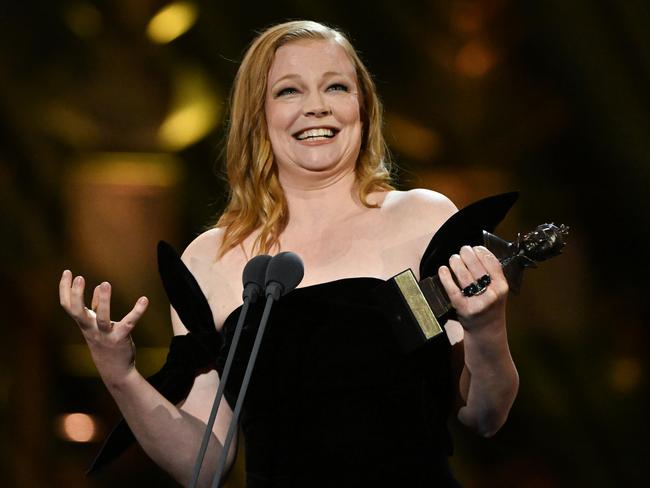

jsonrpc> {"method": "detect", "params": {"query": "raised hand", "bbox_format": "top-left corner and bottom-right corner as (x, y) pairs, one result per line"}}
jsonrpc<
(438, 245), (509, 332)
(59, 270), (149, 385)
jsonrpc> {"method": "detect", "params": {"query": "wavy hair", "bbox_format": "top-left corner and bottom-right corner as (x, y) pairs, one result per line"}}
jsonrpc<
(216, 20), (394, 256)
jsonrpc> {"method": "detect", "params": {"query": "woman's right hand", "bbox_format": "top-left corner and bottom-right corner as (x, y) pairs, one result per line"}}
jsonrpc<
(59, 270), (149, 386)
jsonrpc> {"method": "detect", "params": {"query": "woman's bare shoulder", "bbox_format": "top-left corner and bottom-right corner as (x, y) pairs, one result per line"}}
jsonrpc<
(182, 226), (251, 280)
(172, 227), (247, 333)
(177, 227), (234, 291)
(181, 227), (224, 267)
(383, 189), (458, 228)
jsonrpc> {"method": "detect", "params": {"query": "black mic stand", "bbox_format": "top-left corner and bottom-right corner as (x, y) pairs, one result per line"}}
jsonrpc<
(189, 254), (271, 488)
(210, 251), (304, 488)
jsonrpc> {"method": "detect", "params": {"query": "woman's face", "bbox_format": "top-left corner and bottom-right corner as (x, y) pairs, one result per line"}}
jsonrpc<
(265, 39), (362, 183)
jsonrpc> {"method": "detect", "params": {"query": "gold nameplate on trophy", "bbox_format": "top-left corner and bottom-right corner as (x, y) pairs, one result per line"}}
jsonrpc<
(393, 269), (443, 339)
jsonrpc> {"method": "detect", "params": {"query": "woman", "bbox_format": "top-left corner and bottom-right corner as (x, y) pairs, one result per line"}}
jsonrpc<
(59, 20), (518, 487)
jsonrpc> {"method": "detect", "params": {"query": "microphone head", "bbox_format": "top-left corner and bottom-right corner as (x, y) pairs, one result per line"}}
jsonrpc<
(242, 254), (272, 302)
(265, 251), (304, 299)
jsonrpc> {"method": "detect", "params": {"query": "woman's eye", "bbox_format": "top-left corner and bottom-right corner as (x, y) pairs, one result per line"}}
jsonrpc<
(327, 83), (349, 92)
(276, 87), (298, 97)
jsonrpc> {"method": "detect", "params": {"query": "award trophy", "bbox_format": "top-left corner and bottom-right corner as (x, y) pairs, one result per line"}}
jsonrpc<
(374, 191), (569, 353)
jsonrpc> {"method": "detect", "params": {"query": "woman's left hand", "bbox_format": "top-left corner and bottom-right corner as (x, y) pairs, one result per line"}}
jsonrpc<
(438, 245), (518, 437)
(438, 245), (509, 333)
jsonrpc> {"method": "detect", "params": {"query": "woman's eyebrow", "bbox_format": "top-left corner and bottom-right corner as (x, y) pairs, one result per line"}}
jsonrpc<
(270, 73), (301, 88)
(270, 71), (350, 89)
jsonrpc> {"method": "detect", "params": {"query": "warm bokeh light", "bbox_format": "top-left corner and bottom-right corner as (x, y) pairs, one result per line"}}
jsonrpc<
(69, 152), (182, 187)
(56, 413), (98, 443)
(450, 2), (483, 34)
(65, 152), (183, 315)
(455, 40), (495, 78)
(63, 2), (103, 39)
(386, 113), (441, 162)
(158, 69), (220, 151)
(610, 357), (642, 393)
(147, 1), (198, 44)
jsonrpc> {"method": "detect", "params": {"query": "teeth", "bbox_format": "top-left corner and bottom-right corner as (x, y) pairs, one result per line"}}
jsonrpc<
(296, 128), (335, 140)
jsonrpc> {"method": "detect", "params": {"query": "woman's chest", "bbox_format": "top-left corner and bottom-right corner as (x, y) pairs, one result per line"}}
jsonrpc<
(280, 215), (427, 286)
(203, 215), (433, 330)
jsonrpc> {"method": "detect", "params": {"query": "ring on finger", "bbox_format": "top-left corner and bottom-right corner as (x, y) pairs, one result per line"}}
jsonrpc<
(477, 274), (491, 288)
(461, 274), (491, 297)
(462, 282), (480, 297)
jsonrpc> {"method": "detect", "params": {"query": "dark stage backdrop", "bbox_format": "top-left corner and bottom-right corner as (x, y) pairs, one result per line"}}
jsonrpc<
(0, 1), (648, 486)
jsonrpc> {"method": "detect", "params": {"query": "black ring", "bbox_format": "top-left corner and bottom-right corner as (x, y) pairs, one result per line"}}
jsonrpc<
(477, 274), (491, 288)
(462, 282), (480, 297)
(462, 274), (492, 297)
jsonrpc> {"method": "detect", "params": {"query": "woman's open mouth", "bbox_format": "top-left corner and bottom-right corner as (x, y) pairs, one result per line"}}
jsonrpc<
(293, 127), (339, 141)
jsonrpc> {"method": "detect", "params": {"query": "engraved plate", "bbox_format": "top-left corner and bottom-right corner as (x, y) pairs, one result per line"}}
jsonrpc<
(394, 269), (443, 339)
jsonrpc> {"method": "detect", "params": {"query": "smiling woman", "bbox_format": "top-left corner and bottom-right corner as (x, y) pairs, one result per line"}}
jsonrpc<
(217, 21), (394, 259)
(265, 39), (363, 184)
(59, 19), (519, 488)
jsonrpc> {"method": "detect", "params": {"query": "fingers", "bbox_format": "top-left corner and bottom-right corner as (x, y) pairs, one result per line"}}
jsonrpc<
(459, 246), (489, 282)
(68, 274), (87, 319)
(474, 246), (509, 295)
(60, 270), (147, 336)
(438, 264), (464, 303)
(91, 285), (100, 312)
(59, 270), (72, 309)
(448, 247), (486, 289)
(119, 297), (149, 334)
(95, 282), (113, 333)
(438, 245), (505, 301)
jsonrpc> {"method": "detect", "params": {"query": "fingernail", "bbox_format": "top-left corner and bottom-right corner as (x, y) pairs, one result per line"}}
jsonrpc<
(139, 297), (148, 304)
(74, 276), (82, 285)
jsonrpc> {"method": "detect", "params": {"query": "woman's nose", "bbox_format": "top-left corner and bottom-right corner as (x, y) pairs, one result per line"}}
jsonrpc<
(303, 92), (331, 117)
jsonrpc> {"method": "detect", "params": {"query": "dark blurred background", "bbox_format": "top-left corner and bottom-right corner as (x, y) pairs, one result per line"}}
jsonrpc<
(1, 0), (648, 486)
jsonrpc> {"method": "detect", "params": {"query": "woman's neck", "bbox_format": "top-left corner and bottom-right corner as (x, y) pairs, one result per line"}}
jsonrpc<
(281, 167), (362, 229)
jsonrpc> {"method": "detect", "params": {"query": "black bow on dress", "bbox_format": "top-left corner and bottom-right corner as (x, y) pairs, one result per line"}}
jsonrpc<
(87, 241), (222, 474)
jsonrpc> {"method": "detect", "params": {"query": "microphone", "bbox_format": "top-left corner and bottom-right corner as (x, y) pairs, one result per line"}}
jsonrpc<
(265, 251), (305, 300)
(189, 254), (271, 488)
(243, 254), (274, 302)
(211, 252), (304, 488)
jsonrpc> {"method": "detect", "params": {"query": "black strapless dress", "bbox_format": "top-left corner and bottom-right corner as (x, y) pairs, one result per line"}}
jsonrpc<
(88, 193), (521, 485)
(217, 277), (459, 487)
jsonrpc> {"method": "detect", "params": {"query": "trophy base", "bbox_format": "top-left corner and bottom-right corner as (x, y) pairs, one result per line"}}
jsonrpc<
(374, 269), (445, 354)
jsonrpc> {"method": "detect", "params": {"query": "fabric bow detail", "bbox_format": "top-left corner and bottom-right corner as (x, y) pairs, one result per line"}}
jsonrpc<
(87, 241), (222, 474)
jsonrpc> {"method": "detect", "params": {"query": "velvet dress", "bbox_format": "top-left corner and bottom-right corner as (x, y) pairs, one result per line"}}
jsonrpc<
(88, 194), (521, 485)
(216, 277), (460, 487)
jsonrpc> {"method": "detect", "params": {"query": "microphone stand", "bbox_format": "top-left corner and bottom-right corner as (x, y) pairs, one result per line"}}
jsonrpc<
(210, 251), (304, 488)
(189, 255), (271, 488)
(209, 292), (276, 488)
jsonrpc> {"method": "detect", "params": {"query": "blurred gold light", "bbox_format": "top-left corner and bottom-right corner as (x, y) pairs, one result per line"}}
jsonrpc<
(455, 41), (494, 78)
(147, 1), (198, 44)
(71, 152), (182, 187)
(451, 3), (482, 34)
(386, 114), (441, 162)
(63, 2), (103, 39)
(610, 357), (642, 393)
(158, 69), (220, 151)
(57, 413), (97, 443)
